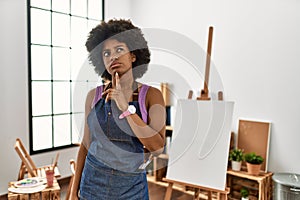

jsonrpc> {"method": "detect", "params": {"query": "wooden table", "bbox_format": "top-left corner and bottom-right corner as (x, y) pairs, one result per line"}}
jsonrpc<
(8, 178), (60, 200)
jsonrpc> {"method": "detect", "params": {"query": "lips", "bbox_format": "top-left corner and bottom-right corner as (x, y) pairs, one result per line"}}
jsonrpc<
(110, 62), (121, 69)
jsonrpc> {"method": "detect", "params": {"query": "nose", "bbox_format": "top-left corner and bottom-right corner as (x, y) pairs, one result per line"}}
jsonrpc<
(110, 54), (119, 61)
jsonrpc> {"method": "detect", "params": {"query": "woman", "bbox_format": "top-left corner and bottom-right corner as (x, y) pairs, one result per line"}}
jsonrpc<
(69, 19), (166, 200)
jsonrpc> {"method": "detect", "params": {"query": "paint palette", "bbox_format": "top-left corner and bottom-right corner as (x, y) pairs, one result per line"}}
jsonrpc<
(14, 178), (43, 188)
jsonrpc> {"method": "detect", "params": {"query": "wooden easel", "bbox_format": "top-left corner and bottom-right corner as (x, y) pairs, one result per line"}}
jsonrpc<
(165, 26), (229, 200)
(196, 26), (223, 101)
(163, 178), (230, 200)
(197, 26), (213, 100)
(14, 138), (60, 180)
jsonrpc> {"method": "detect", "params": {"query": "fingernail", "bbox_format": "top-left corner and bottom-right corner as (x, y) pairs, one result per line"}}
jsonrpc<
(116, 72), (118, 76)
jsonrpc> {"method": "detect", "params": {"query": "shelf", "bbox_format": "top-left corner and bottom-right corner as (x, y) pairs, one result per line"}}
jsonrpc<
(152, 127), (172, 182)
(227, 169), (273, 182)
(227, 169), (273, 200)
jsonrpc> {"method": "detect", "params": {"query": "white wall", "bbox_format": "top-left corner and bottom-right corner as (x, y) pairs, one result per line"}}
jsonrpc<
(105, 0), (131, 20)
(0, 0), (75, 195)
(129, 0), (300, 174)
(1, 0), (300, 195)
(0, 0), (132, 195)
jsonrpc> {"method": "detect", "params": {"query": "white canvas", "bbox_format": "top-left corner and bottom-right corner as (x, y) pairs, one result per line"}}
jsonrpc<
(166, 100), (234, 191)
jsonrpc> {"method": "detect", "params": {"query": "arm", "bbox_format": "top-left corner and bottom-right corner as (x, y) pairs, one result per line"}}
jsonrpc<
(127, 86), (166, 155)
(69, 89), (95, 199)
(69, 144), (87, 200)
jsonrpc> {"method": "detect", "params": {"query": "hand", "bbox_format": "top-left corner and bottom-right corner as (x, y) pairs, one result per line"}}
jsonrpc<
(102, 72), (128, 111)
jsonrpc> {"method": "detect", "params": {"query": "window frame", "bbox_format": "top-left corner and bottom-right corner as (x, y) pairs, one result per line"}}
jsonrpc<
(27, 0), (105, 154)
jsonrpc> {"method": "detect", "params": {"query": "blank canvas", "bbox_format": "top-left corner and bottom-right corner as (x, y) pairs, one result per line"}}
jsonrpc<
(166, 100), (234, 191)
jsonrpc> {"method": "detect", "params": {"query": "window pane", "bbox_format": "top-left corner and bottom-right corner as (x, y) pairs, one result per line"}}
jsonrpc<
(72, 113), (84, 143)
(71, 0), (87, 17)
(31, 8), (51, 45)
(53, 114), (71, 147)
(72, 81), (88, 113)
(31, 45), (51, 80)
(32, 81), (52, 116)
(53, 82), (70, 114)
(30, 0), (50, 10)
(32, 116), (52, 151)
(53, 47), (70, 80)
(88, 0), (102, 20)
(88, 20), (100, 33)
(71, 16), (88, 48)
(52, 0), (70, 14)
(29, 0), (103, 153)
(71, 48), (90, 80)
(52, 13), (70, 47)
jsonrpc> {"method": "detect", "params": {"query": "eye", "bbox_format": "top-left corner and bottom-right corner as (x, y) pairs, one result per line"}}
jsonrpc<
(103, 50), (110, 57)
(116, 47), (125, 53)
(103, 51), (110, 57)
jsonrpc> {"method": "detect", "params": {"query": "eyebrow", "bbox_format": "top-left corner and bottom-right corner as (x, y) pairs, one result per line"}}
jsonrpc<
(102, 44), (127, 52)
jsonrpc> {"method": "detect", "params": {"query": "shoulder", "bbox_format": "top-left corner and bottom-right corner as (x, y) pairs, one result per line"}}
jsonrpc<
(85, 88), (97, 107)
(139, 84), (162, 97)
(87, 88), (96, 99)
(146, 86), (162, 95)
(144, 85), (165, 106)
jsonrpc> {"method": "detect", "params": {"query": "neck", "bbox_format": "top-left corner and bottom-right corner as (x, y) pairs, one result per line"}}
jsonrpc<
(119, 70), (135, 90)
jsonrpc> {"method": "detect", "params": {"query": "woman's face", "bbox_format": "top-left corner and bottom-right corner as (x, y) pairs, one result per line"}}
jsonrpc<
(102, 39), (136, 76)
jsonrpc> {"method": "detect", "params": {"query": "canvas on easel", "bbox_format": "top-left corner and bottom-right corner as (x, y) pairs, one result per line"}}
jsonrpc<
(166, 100), (234, 191)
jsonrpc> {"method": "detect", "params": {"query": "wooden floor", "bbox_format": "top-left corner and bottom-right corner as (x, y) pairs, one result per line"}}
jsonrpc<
(59, 177), (194, 200)
(56, 177), (194, 200)
(1, 177), (194, 200)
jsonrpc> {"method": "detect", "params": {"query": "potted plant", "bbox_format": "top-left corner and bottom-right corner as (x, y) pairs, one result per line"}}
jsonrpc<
(244, 152), (264, 175)
(240, 187), (249, 200)
(229, 148), (244, 171)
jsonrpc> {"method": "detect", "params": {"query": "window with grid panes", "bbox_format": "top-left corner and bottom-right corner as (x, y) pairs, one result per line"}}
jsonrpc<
(28, 0), (104, 154)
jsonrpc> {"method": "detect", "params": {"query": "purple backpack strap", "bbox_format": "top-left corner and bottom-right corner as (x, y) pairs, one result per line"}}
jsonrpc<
(92, 84), (149, 122)
(91, 85), (103, 108)
(138, 84), (150, 123)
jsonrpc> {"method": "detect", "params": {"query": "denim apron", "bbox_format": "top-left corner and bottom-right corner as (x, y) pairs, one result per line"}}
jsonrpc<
(79, 86), (149, 200)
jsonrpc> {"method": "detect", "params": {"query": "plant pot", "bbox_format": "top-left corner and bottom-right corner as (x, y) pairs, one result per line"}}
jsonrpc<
(246, 162), (262, 175)
(241, 197), (249, 200)
(231, 161), (242, 171)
